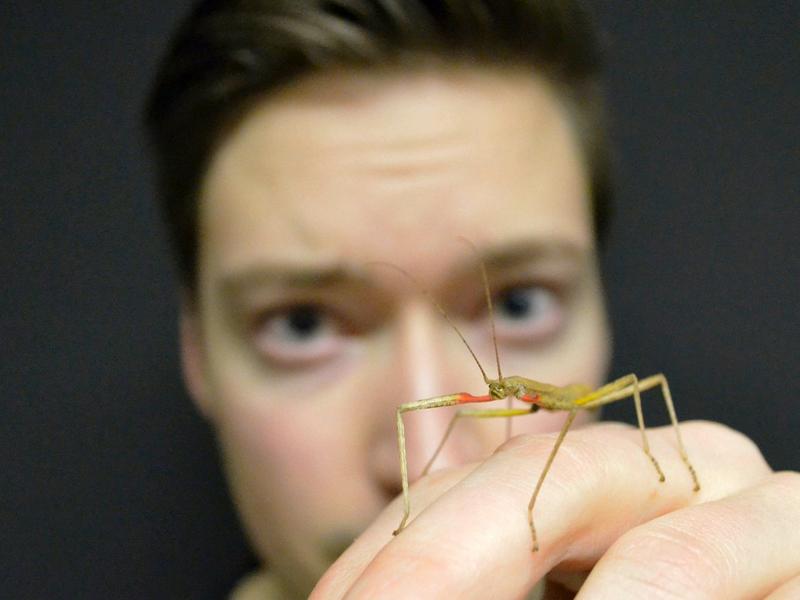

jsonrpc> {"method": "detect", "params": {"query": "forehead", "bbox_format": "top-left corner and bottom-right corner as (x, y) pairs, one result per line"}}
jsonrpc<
(199, 67), (593, 280)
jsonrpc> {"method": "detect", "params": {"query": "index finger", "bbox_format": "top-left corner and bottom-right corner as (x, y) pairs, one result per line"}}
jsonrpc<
(311, 421), (770, 599)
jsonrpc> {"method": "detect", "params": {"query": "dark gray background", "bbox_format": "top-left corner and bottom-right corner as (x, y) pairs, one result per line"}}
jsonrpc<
(2, 3), (798, 598)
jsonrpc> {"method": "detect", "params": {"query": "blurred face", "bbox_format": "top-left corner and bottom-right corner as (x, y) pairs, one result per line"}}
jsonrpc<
(184, 67), (610, 597)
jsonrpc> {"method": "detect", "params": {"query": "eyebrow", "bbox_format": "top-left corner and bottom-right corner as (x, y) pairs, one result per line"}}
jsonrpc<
(219, 238), (590, 301)
(219, 263), (371, 301)
(455, 238), (590, 275)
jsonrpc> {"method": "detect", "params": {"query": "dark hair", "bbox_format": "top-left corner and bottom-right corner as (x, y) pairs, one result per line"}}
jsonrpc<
(145, 0), (611, 292)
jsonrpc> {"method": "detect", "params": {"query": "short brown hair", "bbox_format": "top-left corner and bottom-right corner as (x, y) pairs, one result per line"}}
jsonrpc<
(145, 0), (611, 291)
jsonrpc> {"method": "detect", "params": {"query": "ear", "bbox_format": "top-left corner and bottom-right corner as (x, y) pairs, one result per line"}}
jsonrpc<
(179, 298), (215, 420)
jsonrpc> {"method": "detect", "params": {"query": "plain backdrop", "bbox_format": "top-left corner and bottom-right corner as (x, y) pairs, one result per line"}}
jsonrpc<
(2, 2), (798, 598)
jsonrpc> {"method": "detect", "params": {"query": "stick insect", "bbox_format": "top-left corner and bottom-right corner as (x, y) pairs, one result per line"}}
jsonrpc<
(385, 241), (700, 552)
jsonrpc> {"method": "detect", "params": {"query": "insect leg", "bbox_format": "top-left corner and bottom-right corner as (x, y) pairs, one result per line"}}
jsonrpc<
(583, 374), (699, 491)
(410, 404), (553, 552)
(527, 408), (579, 552)
(578, 374), (699, 491)
(394, 393), (492, 535)
(642, 374), (700, 491)
(574, 374), (666, 483)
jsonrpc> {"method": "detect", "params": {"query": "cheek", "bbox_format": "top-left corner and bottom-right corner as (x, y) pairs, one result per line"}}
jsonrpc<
(219, 393), (358, 525)
(234, 405), (326, 482)
(212, 378), (384, 572)
(224, 407), (342, 587)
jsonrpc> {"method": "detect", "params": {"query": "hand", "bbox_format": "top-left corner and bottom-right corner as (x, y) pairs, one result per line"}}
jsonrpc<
(310, 421), (800, 599)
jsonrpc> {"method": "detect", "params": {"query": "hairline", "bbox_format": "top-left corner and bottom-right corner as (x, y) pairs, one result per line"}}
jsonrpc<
(146, 2), (610, 295)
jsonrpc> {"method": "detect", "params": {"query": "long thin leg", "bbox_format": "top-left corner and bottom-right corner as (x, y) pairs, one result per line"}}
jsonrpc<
(580, 373), (700, 491)
(528, 409), (578, 552)
(574, 374), (666, 482)
(411, 404), (576, 551)
(394, 393), (493, 535)
(418, 405), (584, 552)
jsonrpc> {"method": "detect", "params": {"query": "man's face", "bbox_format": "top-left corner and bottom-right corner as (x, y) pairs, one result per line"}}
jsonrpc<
(185, 67), (610, 595)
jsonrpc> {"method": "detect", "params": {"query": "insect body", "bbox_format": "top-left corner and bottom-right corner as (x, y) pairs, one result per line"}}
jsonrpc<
(388, 243), (700, 551)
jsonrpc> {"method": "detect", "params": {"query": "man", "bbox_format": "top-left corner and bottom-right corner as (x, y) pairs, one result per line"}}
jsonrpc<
(146, 1), (800, 597)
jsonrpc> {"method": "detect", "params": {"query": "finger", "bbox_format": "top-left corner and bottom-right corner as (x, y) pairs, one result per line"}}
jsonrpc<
(766, 573), (800, 599)
(312, 421), (770, 599)
(576, 471), (800, 600)
(310, 463), (476, 600)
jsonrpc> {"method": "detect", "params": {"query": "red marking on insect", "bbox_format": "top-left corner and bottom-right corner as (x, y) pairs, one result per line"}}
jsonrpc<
(520, 394), (541, 405)
(456, 393), (493, 404)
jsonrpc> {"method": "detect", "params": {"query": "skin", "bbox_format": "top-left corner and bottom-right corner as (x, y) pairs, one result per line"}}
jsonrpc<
(180, 67), (800, 599)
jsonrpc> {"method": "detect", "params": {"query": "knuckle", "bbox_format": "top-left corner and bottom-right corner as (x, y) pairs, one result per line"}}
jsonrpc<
(599, 521), (727, 599)
(496, 427), (619, 495)
(498, 429), (592, 468)
(683, 420), (769, 469)
(763, 470), (800, 497)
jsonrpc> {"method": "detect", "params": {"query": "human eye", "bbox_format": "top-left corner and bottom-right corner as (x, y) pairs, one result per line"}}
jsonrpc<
(250, 303), (345, 368)
(491, 283), (564, 344)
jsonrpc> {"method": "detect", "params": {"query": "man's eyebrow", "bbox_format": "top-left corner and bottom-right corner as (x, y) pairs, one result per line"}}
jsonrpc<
(219, 263), (370, 298)
(461, 238), (590, 271)
(219, 240), (588, 298)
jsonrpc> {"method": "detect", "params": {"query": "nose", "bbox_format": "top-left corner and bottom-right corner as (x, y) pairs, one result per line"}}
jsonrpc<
(369, 300), (475, 496)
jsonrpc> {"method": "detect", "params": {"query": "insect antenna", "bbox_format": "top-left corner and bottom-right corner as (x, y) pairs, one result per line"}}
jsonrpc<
(458, 237), (512, 438)
(368, 261), (491, 385)
(458, 237), (503, 382)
